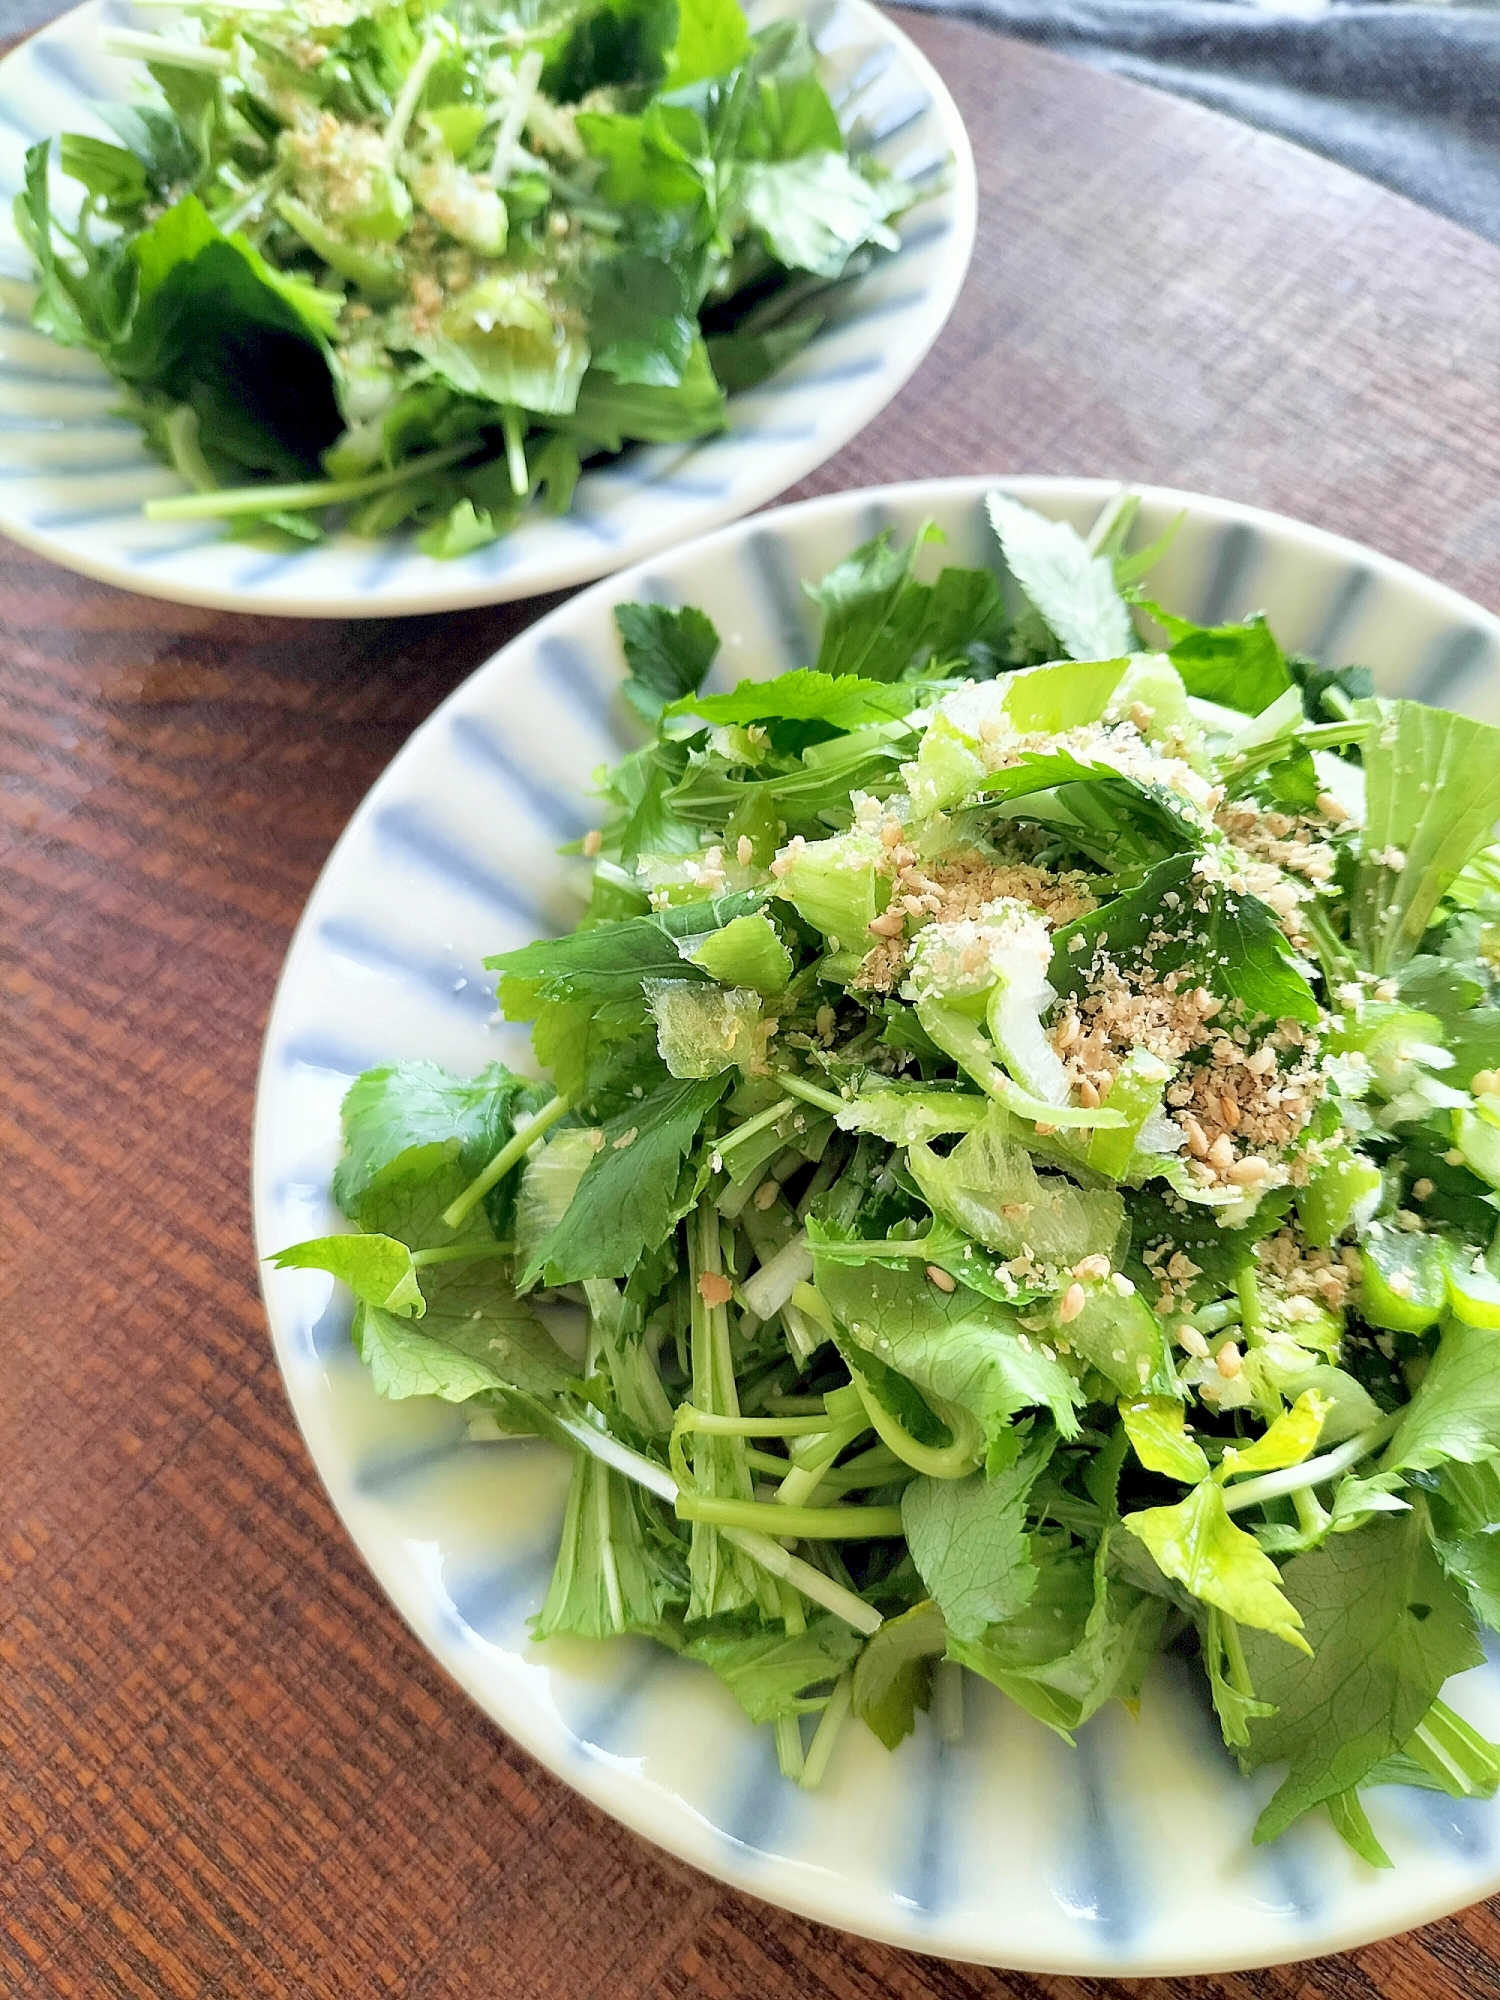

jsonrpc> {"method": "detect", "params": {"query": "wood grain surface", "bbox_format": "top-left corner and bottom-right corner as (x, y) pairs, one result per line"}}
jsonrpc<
(6, 14), (1500, 1998)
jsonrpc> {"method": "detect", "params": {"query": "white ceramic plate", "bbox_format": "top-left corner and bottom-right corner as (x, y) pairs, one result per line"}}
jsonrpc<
(0, 0), (973, 615)
(254, 477), (1500, 1976)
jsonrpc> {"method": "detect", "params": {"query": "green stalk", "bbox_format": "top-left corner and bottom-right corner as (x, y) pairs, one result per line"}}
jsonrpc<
(547, 1403), (883, 1629)
(774, 1715), (805, 1781)
(145, 442), (478, 522)
(102, 28), (232, 70)
(1222, 1414), (1400, 1515)
(551, 1409), (676, 1502)
(384, 30), (446, 158)
(674, 1493), (905, 1539)
(799, 1673), (852, 1789)
(1193, 1299), (1243, 1335)
(410, 1241), (515, 1267)
(778, 1074), (847, 1118)
(164, 406), (216, 493)
(1235, 1267), (1262, 1340)
(1220, 1613), (1254, 1696)
(848, 1370), (981, 1481)
(775, 1417), (869, 1508)
(501, 407), (529, 497)
(675, 1410), (836, 1438)
(714, 1096), (795, 1158)
(720, 1528), (882, 1635)
(1406, 1700), (1500, 1796)
(441, 1091), (571, 1230)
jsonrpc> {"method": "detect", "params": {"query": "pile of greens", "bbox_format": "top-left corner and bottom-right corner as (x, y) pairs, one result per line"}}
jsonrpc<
(276, 491), (1500, 1861)
(15, 0), (919, 556)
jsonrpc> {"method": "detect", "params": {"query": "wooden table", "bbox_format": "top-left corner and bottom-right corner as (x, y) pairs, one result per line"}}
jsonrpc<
(7, 14), (1500, 1998)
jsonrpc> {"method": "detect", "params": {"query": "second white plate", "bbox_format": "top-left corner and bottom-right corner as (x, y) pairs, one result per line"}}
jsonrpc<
(254, 477), (1500, 1975)
(0, 0), (974, 614)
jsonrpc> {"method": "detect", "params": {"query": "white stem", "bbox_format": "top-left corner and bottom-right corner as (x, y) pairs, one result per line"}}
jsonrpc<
(552, 1410), (676, 1501)
(488, 49), (543, 187)
(743, 1230), (813, 1321)
(385, 32), (446, 160)
(102, 28), (231, 69)
(1221, 1418), (1398, 1515)
(800, 1672), (852, 1789)
(131, 0), (287, 11)
(934, 1659), (965, 1744)
(722, 1529), (882, 1635)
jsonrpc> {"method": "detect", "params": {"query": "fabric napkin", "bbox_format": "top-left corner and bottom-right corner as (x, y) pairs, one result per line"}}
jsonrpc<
(900, 0), (1500, 245)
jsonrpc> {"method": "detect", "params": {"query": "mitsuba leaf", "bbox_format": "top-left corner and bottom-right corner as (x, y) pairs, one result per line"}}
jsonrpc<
(812, 1253), (1085, 1452)
(270, 1231), (424, 1316)
(851, 1599), (945, 1747)
(114, 196), (343, 481)
(1124, 1480), (1309, 1651)
(589, 251), (694, 388)
(1120, 1396), (1210, 1483)
(1240, 1507), (1483, 1843)
(332, 1060), (548, 1222)
(353, 1258), (572, 1403)
(684, 1613), (861, 1722)
(1051, 851), (1321, 1027)
(559, 340), (726, 451)
(950, 1528), (1165, 1738)
(664, 667), (921, 731)
(522, 1072), (729, 1283)
(662, 0), (752, 89)
(902, 1435), (1053, 1641)
(1384, 1320), (1500, 1477)
(614, 600), (721, 721)
(1134, 600), (1292, 715)
(801, 526), (1006, 686)
(737, 150), (897, 279)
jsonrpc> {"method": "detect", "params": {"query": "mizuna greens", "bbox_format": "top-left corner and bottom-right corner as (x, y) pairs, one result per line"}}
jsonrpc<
(277, 491), (1500, 1860)
(14, 0), (919, 555)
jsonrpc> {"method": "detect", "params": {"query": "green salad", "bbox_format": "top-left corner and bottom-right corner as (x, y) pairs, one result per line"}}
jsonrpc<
(15, 0), (918, 556)
(276, 491), (1500, 1860)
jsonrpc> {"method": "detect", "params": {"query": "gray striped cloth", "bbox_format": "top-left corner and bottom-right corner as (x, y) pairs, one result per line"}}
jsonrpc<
(900, 0), (1500, 246)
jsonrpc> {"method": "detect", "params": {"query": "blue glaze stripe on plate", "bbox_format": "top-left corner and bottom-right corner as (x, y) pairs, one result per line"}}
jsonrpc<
(1306, 562), (1373, 663)
(371, 800), (541, 924)
(534, 633), (622, 737)
(743, 528), (817, 668)
(720, 1722), (794, 1857)
(895, 1725), (953, 1916)
(305, 1292), (353, 1365)
(1411, 625), (1496, 708)
(1195, 520), (1263, 627)
(316, 915), (499, 1015)
(445, 1541), (558, 1641)
(575, 1649), (669, 1756)
(447, 714), (590, 840)
(352, 1426), (469, 1497)
(278, 1029), (386, 1077)
(1049, 1721), (1141, 1944)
